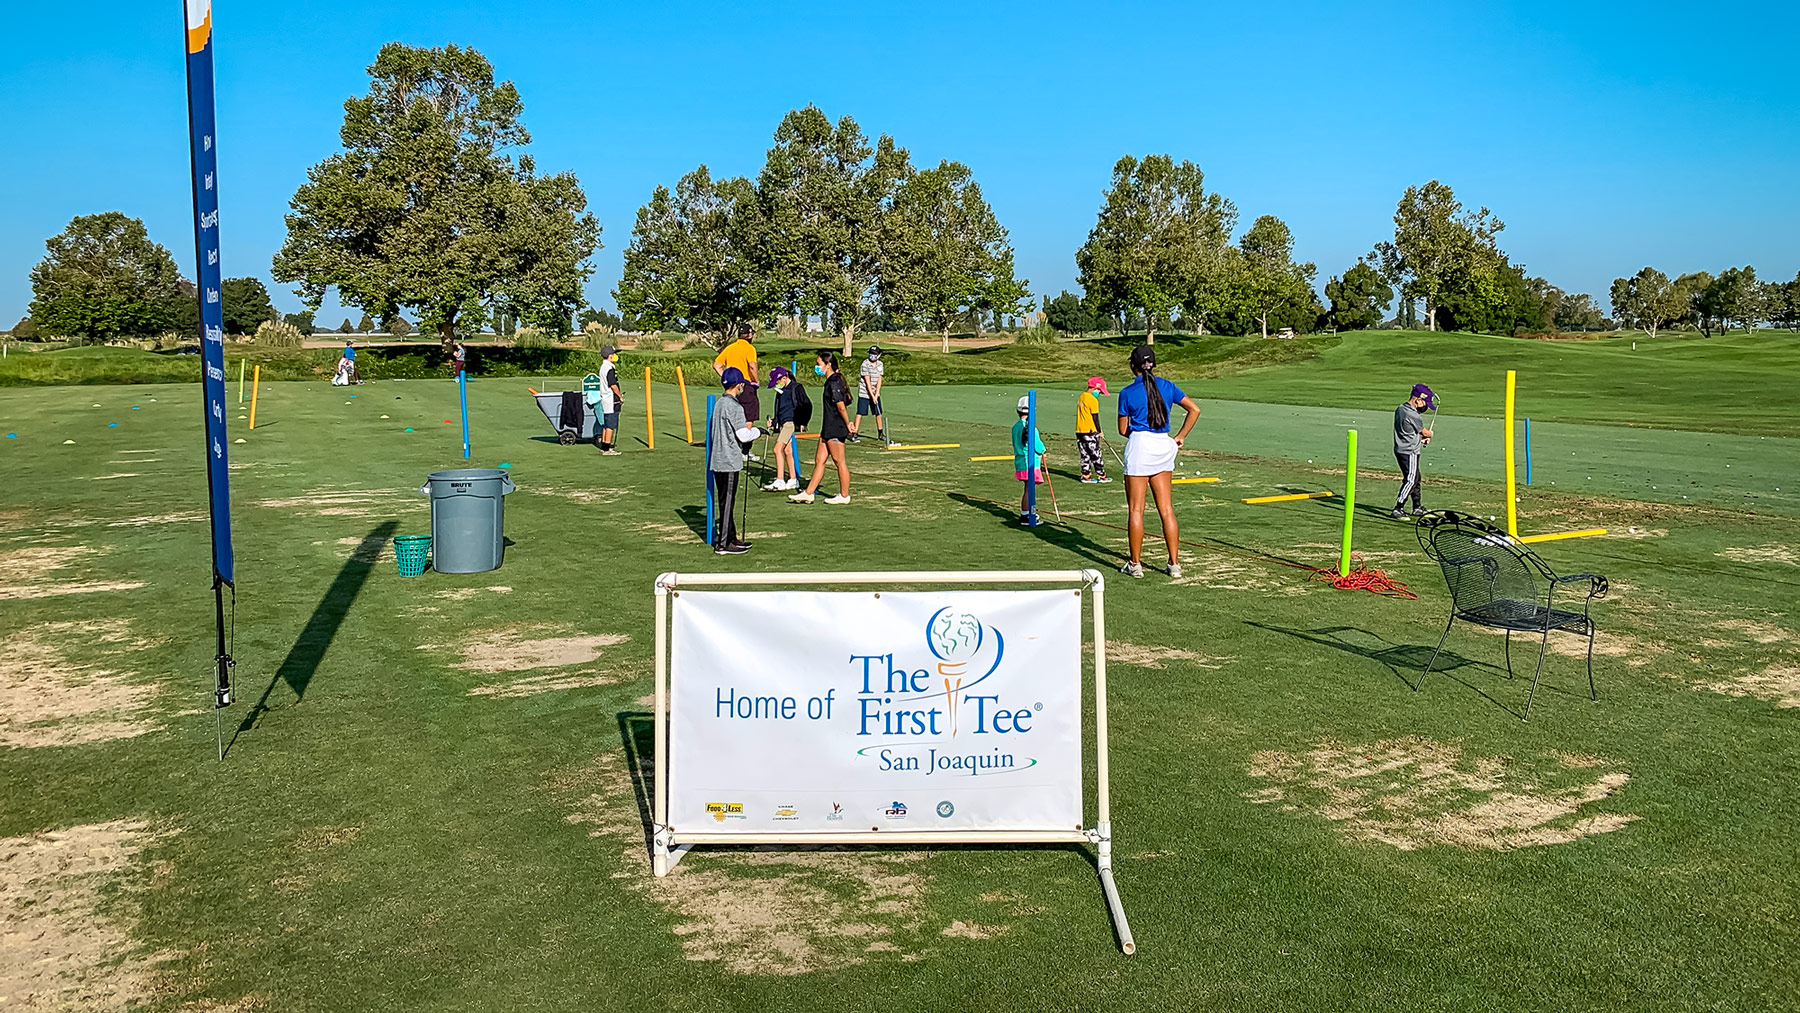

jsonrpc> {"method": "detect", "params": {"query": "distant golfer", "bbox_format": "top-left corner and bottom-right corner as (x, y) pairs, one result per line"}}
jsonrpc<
(1012, 396), (1048, 523)
(789, 350), (853, 505)
(714, 322), (760, 457)
(595, 345), (623, 456)
(710, 367), (762, 554)
(1391, 383), (1435, 518)
(850, 344), (886, 445)
(1117, 345), (1199, 579)
(1076, 376), (1111, 484)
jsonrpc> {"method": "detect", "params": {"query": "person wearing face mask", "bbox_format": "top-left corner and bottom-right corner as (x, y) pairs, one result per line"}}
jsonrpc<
(789, 350), (853, 504)
(1391, 383), (1435, 518)
(849, 344), (886, 445)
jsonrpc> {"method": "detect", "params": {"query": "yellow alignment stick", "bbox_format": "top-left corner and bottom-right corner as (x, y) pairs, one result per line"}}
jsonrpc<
(968, 454), (1010, 461)
(1171, 477), (1220, 484)
(675, 366), (694, 444)
(645, 366), (655, 450)
(1243, 491), (1333, 504)
(1517, 528), (1608, 544)
(886, 443), (961, 450)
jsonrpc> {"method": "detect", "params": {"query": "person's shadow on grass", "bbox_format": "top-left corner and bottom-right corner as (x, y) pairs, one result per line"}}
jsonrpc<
(946, 492), (1117, 569)
(229, 520), (397, 752)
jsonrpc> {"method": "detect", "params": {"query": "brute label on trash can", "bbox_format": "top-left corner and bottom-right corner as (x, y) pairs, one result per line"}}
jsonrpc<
(419, 469), (516, 573)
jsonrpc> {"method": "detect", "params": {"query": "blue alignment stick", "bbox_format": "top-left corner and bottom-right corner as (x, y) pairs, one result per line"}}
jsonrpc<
(704, 395), (716, 545)
(1024, 389), (1040, 526)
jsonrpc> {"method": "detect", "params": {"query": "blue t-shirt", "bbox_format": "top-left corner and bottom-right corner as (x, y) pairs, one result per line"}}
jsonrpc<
(1116, 376), (1186, 434)
(344, 346), (357, 360)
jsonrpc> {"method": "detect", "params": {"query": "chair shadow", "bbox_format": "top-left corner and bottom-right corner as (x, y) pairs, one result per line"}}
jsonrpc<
(946, 492), (1116, 569)
(1245, 620), (1526, 719)
(229, 520), (398, 751)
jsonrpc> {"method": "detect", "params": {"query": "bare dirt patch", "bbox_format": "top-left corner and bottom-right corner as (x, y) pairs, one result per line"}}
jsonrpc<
(0, 547), (148, 601)
(1105, 641), (1231, 670)
(1695, 665), (1800, 708)
(552, 748), (931, 975)
(0, 619), (161, 748)
(335, 535), (387, 562)
(1714, 618), (1792, 645)
(252, 489), (413, 518)
(0, 819), (161, 1011)
(1717, 544), (1800, 566)
(433, 586), (513, 601)
(468, 672), (624, 698)
(941, 920), (1010, 940)
(531, 487), (630, 506)
(1245, 737), (1638, 851)
(636, 521), (702, 543)
(426, 626), (629, 675)
(107, 513), (205, 528)
(86, 473), (140, 481)
(1168, 553), (1304, 594)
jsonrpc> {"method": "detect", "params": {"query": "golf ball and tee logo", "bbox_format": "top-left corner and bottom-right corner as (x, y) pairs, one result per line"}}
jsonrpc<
(670, 590), (1082, 833)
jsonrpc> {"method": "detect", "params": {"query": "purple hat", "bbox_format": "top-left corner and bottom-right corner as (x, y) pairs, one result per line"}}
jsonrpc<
(720, 366), (748, 388)
(1411, 383), (1435, 410)
(767, 365), (792, 384)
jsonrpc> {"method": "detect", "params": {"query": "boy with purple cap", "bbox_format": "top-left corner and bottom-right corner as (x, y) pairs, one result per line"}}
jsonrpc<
(710, 367), (763, 554)
(1391, 383), (1435, 518)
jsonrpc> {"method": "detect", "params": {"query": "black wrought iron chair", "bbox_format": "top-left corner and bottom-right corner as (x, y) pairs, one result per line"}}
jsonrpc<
(1415, 510), (1609, 720)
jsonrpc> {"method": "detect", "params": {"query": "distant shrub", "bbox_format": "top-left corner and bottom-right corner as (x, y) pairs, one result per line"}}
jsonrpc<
(682, 332), (718, 350)
(776, 315), (803, 340)
(10, 316), (41, 340)
(513, 325), (557, 349)
(633, 334), (666, 351)
(254, 319), (305, 348)
(1013, 324), (1059, 346)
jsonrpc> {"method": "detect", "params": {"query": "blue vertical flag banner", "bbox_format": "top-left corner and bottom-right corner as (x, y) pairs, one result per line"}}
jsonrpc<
(185, 0), (233, 586)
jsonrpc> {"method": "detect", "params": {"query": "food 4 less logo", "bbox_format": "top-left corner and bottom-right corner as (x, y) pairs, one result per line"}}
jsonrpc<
(706, 802), (745, 822)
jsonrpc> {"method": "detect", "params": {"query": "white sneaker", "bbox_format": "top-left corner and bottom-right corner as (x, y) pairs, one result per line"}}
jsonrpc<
(1167, 562), (1183, 579)
(780, 479), (799, 490)
(824, 495), (851, 505)
(761, 480), (782, 491)
(1119, 560), (1144, 578)
(788, 492), (814, 504)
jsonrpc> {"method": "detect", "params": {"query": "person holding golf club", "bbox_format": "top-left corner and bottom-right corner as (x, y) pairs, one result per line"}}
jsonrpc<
(1391, 383), (1435, 518)
(789, 350), (853, 505)
(1012, 396), (1049, 524)
(1117, 345), (1199, 579)
(1076, 376), (1111, 484)
(850, 344), (886, 445)
(710, 367), (762, 554)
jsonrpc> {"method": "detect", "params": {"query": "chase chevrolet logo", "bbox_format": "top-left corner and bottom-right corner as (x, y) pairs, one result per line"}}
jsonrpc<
(705, 802), (745, 822)
(883, 801), (908, 820)
(773, 804), (799, 821)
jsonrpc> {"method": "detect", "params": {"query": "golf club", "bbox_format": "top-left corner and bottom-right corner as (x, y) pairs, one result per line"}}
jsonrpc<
(1042, 457), (1063, 523)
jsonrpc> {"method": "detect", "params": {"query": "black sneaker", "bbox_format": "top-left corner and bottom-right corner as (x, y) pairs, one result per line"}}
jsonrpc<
(719, 541), (750, 554)
(726, 539), (752, 551)
(1411, 506), (1426, 517)
(848, 435), (861, 444)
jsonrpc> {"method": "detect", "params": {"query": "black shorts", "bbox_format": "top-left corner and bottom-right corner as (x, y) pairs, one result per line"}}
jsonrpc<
(857, 396), (882, 416)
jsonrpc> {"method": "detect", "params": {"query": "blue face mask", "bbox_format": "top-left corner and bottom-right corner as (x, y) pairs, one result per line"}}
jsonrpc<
(814, 365), (826, 376)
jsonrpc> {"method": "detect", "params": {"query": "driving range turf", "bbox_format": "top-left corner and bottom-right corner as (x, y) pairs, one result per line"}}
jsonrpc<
(2, 331), (1796, 1011)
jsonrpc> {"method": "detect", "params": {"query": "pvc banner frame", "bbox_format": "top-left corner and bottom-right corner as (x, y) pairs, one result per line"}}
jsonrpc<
(652, 569), (1135, 954)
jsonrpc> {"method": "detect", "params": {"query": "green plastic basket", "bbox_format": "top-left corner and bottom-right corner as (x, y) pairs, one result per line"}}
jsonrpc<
(394, 534), (431, 577)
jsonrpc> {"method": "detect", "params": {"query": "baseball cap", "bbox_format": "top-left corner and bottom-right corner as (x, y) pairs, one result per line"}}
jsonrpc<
(599, 344), (616, 358)
(1088, 376), (1109, 395)
(867, 344), (882, 356)
(1016, 395), (1031, 412)
(737, 322), (754, 338)
(1129, 345), (1156, 370)
(720, 366), (748, 387)
(1411, 383), (1435, 409)
(767, 365), (792, 384)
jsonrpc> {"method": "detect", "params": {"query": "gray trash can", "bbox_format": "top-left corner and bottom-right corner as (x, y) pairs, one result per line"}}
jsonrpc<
(418, 469), (517, 573)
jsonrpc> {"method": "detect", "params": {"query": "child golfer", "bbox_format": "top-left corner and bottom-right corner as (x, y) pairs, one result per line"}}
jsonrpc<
(1077, 376), (1111, 483)
(850, 344), (886, 444)
(1012, 396), (1048, 523)
(1391, 383), (1435, 518)
(710, 367), (762, 554)
(763, 366), (799, 491)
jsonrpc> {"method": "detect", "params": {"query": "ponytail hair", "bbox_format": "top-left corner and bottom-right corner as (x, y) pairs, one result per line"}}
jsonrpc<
(816, 350), (839, 372)
(1142, 364), (1169, 431)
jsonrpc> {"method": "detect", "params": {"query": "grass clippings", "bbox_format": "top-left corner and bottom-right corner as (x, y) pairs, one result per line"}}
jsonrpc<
(0, 819), (160, 1011)
(1245, 737), (1638, 851)
(0, 619), (159, 749)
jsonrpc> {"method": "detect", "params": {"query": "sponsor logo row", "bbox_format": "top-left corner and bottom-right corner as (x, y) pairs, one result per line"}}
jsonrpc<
(705, 800), (956, 823)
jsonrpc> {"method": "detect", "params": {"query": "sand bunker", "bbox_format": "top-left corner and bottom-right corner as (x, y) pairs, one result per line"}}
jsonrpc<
(1718, 545), (1800, 566)
(554, 749), (931, 975)
(0, 619), (160, 748)
(1245, 737), (1638, 851)
(0, 547), (147, 601)
(429, 626), (629, 674)
(1105, 641), (1231, 670)
(0, 819), (160, 1011)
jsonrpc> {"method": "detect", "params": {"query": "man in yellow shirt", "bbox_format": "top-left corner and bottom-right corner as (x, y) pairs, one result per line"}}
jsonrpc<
(714, 322), (760, 452)
(1076, 376), (1111, 483)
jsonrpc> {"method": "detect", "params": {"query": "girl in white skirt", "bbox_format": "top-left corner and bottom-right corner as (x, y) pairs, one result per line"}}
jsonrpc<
(1116, 345), (1199, 578)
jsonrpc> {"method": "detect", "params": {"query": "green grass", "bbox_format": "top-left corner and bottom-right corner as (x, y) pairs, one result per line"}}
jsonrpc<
(2, 339), (1797, 1011)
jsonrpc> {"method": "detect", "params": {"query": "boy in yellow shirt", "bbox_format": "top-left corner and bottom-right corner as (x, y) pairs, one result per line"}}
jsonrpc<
(1076, 376), (1111, 483)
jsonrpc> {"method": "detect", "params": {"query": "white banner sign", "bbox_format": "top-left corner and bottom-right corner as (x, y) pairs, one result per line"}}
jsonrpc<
(670, 589), (1083, 834)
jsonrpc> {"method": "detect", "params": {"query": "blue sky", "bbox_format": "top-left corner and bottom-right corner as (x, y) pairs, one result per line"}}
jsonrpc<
(3, 0), (1796, 326)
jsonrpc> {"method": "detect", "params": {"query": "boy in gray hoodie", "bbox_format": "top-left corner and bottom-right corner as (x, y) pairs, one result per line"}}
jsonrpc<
(710, 368), (763, 553)
(1391, 383), (1435, 518)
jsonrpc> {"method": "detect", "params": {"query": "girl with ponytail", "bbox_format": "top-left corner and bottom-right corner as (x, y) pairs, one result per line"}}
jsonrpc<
(1117, 344), (1199, 578)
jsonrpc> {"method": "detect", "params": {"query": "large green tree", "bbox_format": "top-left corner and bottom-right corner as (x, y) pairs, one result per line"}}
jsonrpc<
(615, 165), (770, 341)
(1323, 260), (1391, 331)
(1771, 272), (1800, 331)
(1609, 267), (1683, 338)
(1236, 215), (1318, 338)
(28, 212), (185, 340)
(220, 276), (275, 335)
(1373, 180), (1505, 331)
(1706, 266), (1761, 333)
(273, 44), (600, 345)
(1075, 154), (1235, 343)
(878, 160), (1028, 352)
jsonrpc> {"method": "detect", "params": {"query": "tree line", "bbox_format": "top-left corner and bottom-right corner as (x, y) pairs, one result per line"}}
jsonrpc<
(11, 42), (1799, 346)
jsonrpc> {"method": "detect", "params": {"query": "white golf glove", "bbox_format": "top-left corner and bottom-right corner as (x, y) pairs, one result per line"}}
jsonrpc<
(735, 425), (762, 442)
